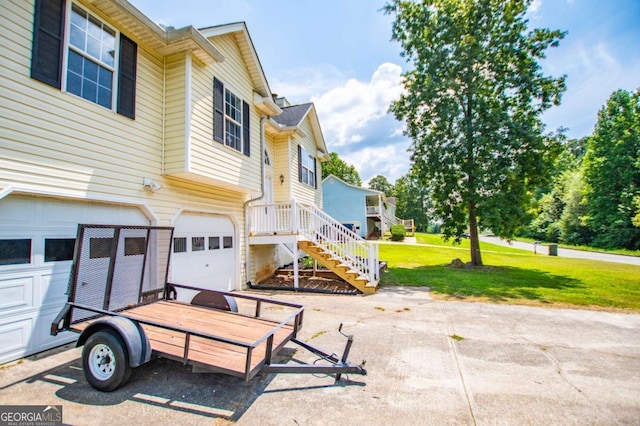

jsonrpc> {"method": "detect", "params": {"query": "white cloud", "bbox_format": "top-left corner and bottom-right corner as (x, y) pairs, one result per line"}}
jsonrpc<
(270, 64), (346, 104)
(530, 0), (543, 13)
(342, 141), (412, 186)
(271, 62), (410, 182)
(311, 62), (404, 147)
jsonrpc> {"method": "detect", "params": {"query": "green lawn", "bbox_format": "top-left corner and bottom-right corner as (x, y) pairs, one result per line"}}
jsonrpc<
(379, 237), (640, 312)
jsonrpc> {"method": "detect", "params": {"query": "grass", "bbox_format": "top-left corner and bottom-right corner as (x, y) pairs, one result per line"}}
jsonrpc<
(379, 237), (640, 312)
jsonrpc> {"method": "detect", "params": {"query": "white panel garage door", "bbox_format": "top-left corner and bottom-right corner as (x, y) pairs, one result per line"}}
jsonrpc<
(171, 213), (235, 303)
(0, 195), (149, 364)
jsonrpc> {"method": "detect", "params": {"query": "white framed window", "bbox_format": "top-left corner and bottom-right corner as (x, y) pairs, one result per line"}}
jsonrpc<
(66, 4), (116, 109)
(213, 77), (250, 156)
(31, 0), (137, 118)
(299, 146), (316, 187)
(225, 90), (242, 150)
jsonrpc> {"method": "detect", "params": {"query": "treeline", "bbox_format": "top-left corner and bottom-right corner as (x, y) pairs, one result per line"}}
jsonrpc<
(323, 88), (640, 251)
(522, 88), (640, 250)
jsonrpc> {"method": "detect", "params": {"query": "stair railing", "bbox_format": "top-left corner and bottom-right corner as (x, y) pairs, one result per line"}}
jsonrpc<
(247, 200), (379, 285)
(295, 201), (379, 285)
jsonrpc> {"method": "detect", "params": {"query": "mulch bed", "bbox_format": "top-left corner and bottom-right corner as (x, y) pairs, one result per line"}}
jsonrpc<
(250, 273), (360, 295)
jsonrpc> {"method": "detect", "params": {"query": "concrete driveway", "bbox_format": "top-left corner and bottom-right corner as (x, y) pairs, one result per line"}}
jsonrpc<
(1, 288), (639, 425)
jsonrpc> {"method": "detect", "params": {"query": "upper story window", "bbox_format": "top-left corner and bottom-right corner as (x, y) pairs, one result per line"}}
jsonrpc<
(225, 90), (242, 150)
(298, 145), (317, 188)
(31, 0), (137, 118)
(67, 4), (116, 109)
(213, 77), (250, 157)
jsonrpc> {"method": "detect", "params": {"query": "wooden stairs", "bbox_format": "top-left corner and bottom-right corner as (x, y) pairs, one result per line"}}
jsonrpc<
(298, 240), (378, 295)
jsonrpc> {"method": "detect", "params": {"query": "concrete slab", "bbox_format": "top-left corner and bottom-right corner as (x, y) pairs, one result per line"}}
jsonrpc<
(1, 288), (639, 425)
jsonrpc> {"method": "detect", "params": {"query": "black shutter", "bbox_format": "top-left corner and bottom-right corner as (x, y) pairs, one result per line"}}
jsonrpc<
(313, 158), (318, 189)
(297, 145), (303, 183)
(31, 0), (65, 88)
(213, 78), (224, 143)
(117, 34), (137, 119)
(242, 100), (250, 157)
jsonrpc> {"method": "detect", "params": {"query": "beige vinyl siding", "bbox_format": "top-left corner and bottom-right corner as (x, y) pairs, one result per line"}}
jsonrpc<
(1, 1), (163, 197)
(187, 33), (262, 193)
(163, 53), (188, 175)
(272, 134), (291, 202)
(291, 119), (322, 206)
(0, 0), (252, 288)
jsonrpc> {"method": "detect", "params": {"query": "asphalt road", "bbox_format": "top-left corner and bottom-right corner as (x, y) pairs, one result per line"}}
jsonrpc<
(480, 235), (640, 266)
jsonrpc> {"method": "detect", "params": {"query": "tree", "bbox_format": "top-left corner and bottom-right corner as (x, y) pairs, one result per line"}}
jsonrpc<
(582, 89), (640, 249)
(384, 0), (566, 265)
(524, 136), (587, 242)
(321, 152), (362, 186)
(557, 169), (592, 246)
(394, 173), (431, 231)
(368, 175), (395, 196)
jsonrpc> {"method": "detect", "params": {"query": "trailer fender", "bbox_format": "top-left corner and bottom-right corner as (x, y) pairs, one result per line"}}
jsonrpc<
(77, 316), (151, 368)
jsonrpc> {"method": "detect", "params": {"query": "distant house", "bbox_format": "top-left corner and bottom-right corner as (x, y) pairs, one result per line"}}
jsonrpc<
(0, 0), (378, 365)
(322, 175), (412, 239)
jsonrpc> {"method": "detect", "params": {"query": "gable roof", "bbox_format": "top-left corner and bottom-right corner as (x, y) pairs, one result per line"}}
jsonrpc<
(322, 174), (384, 197)
(268, 103), (329, 160)
(199, 22), (280, 115)
(272, 103), (313, 127)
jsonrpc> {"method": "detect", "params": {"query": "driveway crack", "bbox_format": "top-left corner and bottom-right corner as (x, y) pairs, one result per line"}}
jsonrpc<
(438, 301), (477, 426)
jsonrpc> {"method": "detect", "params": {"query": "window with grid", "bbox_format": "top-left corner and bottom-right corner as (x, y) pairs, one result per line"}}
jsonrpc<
(213, 77), (250, 156)
(31, 0), (137, 118)
(300, 147), (316, 187)
(67, 4), (115, 108)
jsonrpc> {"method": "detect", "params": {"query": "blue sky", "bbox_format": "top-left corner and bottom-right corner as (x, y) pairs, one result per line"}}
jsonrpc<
(129, 0), (640, 184)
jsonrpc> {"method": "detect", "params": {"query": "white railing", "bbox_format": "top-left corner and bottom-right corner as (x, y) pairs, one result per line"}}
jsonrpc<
(248, 200), (379, 285)
(397, 218), (415, 232)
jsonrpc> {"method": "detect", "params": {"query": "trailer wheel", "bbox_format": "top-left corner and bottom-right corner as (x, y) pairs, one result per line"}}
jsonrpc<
(82, 329), (132, 392)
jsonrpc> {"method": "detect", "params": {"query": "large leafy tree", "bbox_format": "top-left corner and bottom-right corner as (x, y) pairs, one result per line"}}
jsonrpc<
(384, 0), (566, 265)
(368, 174), (395, 196)
(582, 89), (640, 249)
(394, 173), (431, 231)
(322, 152), (362, 186)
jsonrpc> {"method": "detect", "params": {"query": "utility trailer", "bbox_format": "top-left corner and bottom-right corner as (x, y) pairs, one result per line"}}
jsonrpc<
(51, 224), (366, 392)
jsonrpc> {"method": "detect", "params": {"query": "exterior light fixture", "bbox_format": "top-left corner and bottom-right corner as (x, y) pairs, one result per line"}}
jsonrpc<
(279, 174), (285, 185)
(142, 178), (162, 193)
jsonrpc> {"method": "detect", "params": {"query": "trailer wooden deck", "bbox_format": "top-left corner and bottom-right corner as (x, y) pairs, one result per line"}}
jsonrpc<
(72, 300), (298, 380)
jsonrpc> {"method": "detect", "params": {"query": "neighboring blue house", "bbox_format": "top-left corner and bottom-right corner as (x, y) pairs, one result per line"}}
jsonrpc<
(322, 175), (399, 239)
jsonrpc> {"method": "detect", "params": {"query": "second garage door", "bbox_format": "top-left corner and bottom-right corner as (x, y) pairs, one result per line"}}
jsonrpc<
(171, 212), (236, 302)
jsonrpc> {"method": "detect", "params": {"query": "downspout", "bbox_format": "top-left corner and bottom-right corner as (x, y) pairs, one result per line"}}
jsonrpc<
(243, 115), (268, 287)
(161, 57), (166, 175)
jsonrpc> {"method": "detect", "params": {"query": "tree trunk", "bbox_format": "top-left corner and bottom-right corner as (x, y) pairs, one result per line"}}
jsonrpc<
(468, 201), (483, 266)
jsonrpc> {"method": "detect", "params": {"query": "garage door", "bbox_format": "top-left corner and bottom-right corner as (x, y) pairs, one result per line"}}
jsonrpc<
(171, 212), (236, 303)
(0, 195), (149, 364)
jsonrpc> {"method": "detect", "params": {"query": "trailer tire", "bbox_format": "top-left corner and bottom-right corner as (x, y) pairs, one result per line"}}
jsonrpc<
(82, 329), (132, 392)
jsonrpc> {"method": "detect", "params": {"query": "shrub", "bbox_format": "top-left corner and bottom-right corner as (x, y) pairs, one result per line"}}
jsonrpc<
(391, 224), (406, 241)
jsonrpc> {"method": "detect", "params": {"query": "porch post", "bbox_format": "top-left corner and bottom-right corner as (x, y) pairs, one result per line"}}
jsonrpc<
(379, 195), (385, 236)
(293, 246), (299, 289)
(291, 198), (298, 234)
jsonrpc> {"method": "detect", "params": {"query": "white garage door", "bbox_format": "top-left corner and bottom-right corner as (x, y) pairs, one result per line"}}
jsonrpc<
(0, 195), (149, 364)
(171, 213), (236, 303)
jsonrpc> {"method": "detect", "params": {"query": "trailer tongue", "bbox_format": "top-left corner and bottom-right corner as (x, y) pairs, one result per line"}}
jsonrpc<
(51, 224), (366, 392)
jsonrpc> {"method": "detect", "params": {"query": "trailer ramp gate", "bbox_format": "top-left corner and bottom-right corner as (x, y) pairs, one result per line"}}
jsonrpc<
(51, 225), (366, 391)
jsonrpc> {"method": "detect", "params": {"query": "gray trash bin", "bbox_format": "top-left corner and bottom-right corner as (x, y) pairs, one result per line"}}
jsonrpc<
(548, 244), (558, 256)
